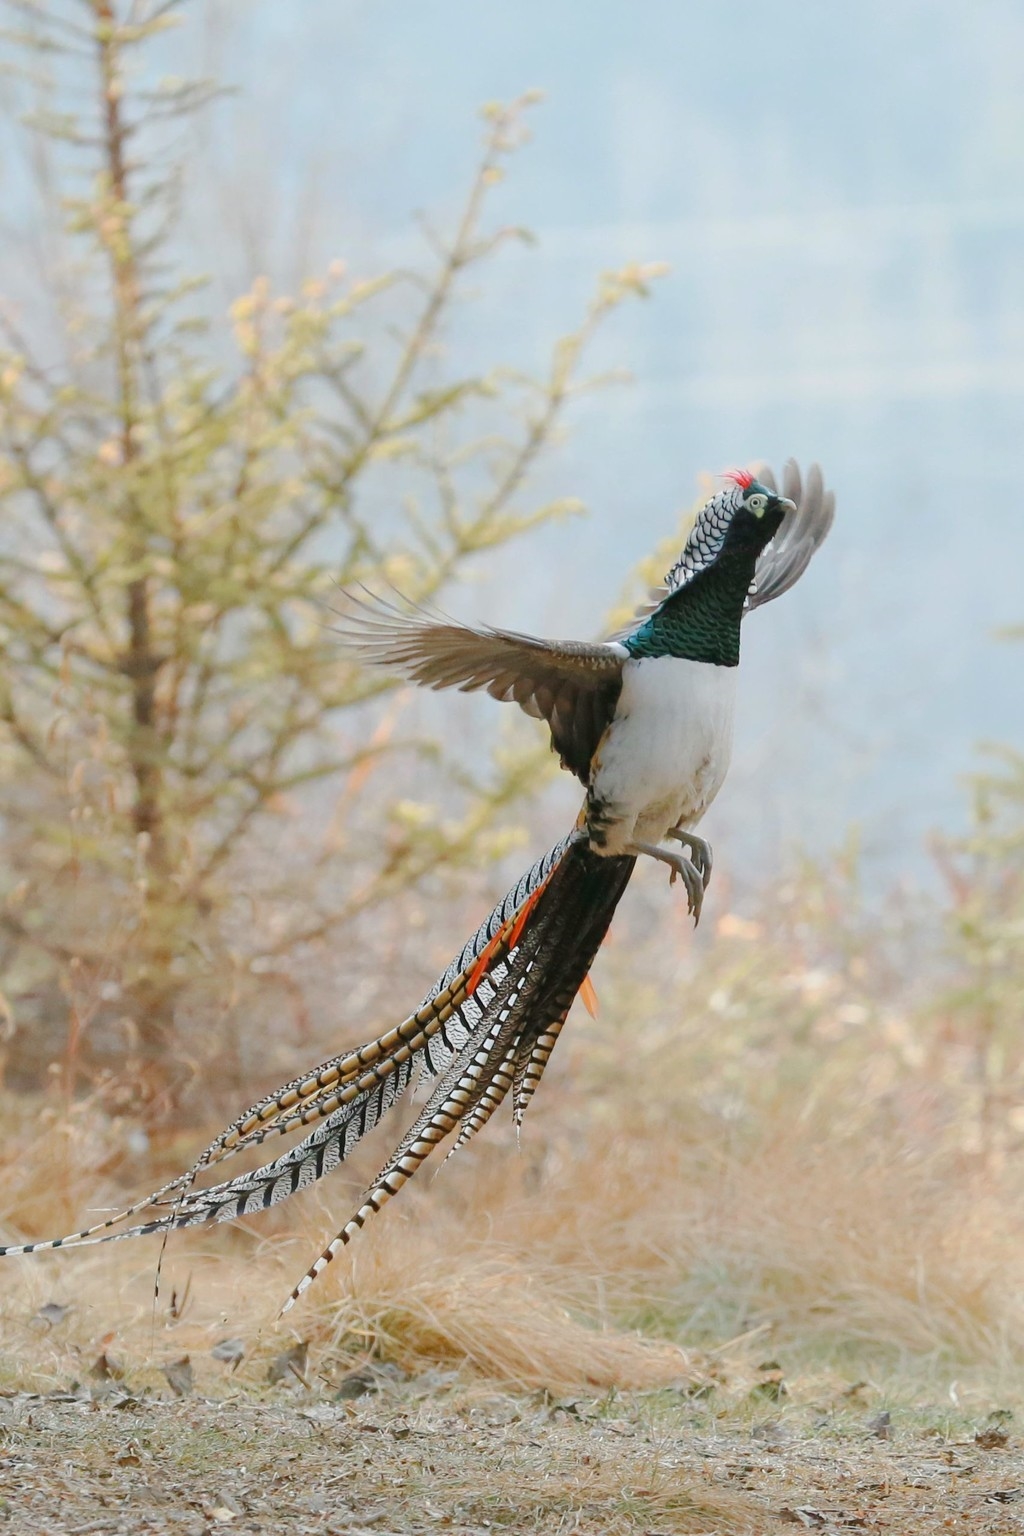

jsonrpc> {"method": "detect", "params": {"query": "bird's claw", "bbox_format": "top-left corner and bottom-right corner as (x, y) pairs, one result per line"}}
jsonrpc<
(667, 853), (704, 924)
(666, 828), (713, 890)
(628, 840), (705, 924)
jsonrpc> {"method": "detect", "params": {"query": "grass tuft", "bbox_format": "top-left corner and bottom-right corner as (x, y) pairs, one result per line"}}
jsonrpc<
(3, 854), (1024, 1412)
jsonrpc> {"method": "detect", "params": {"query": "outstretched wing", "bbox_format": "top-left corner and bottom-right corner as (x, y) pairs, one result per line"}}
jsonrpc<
(331, 590), (625, 784)
(334, 462), (833, 779)
(621, 459), (835, 632)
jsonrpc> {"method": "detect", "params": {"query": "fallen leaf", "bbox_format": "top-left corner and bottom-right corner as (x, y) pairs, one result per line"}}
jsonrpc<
(161, 1356), (193, 1397)
(211, 1337), (245, 1369)
(752, 1361), (787, 1402)
(33, 1302), (70, 1329)
(976, 1427), (1010, 1450)
(167, 1275), (193, 1321)
(334, 1365), (376, 1400)
(267, 1340), (309, 1387)
(91, 1352), (125, 1381)
(751, 1420), (788, 1447)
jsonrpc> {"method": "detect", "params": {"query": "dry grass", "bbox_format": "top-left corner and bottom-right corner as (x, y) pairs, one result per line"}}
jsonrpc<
(3, 949), (1024, 1405)
(3, 855), (1024, 1529)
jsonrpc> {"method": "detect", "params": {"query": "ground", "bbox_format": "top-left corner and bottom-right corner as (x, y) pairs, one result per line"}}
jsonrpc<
(3, 1367), (1024, 1536)
(4, 883), (1024, 1536)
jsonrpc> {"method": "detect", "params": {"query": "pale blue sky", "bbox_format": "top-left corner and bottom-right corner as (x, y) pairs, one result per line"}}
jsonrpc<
(3, 0), (1023, 884)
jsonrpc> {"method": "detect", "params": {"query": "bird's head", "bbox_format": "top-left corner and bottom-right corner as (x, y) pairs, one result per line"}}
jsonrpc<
(662, 468), (797, 595)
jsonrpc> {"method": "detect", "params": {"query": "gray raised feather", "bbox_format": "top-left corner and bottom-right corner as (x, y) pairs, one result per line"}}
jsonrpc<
(617, 459), (835, 628)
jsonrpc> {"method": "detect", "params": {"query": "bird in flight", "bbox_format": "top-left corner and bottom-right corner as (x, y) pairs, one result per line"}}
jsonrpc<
(0, 462), (834, 1313)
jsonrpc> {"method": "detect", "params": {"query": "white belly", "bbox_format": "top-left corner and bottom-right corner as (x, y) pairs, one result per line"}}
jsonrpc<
(588, 657), (736, 855)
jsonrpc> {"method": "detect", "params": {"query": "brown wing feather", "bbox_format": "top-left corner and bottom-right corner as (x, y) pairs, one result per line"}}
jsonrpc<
(333, 460), (832, 778)
(331, 590), (624, 785)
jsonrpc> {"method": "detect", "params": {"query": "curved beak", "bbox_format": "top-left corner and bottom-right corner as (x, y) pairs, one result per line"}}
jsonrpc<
(775, 496), (797, 516)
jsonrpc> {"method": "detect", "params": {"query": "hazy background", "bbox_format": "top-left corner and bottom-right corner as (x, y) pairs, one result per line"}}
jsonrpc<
(7, 0), (1024, 885)
(4, 5), (1024, 1447)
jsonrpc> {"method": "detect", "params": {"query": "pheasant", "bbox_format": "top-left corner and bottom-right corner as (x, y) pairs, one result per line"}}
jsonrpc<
(0, 461), (834, 1312)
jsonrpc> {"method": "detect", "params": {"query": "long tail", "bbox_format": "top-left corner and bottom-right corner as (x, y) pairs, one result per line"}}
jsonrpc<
(0, 833), (635, 1311)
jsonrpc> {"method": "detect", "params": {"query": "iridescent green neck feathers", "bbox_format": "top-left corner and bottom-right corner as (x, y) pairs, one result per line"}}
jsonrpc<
(623, 478), (790, 667)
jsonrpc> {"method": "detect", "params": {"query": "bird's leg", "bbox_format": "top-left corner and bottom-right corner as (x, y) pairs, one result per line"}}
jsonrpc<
(627, 841), (705, 925)
(665, 827), (713, 891)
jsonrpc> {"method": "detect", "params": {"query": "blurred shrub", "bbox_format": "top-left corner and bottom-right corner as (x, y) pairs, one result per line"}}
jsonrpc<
(940, 705), (1024, 1159)
(0, 2), (660, 1111)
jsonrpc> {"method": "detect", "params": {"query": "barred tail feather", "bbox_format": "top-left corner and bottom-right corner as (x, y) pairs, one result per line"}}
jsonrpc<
(0, 876), (536, 1258)
(512, 1009), (570, 1126)
(281, 839), (635, 1310)
(0, 835), (633, 1309)
(444, 1041), (518, 1160)
(71, 913), (557, 1265)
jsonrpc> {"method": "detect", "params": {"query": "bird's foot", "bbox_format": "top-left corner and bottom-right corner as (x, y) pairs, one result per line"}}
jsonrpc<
(627, 840), (705, 924)
(666, 827), (713, 890)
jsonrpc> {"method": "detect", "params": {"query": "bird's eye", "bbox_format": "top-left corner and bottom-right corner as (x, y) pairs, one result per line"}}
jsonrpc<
(747, 492), (768, 516)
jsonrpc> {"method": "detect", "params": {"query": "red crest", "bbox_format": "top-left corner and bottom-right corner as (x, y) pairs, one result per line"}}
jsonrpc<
(722, 468), (755, 490)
